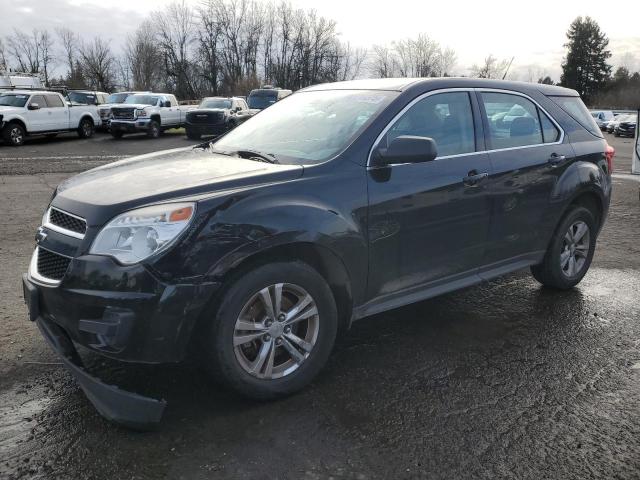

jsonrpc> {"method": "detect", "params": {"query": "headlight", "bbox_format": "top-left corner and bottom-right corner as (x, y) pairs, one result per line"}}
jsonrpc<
(136, 109), (147, 117)
(90, 203), (195, 264)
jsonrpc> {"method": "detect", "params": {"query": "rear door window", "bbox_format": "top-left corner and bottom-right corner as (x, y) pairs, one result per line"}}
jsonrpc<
(45, 95), (65, 108)
(540, 112), (561, 143)
(548, 96), (602, 138)
(480, 92), (543, 149)
(381, 91), (476, 157)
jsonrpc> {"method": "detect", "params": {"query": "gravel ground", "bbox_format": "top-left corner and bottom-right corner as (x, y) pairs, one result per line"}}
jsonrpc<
(0, 132), (638, 479)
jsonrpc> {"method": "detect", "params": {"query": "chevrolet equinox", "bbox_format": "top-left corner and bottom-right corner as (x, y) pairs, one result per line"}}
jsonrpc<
(23, 78), (613, 428)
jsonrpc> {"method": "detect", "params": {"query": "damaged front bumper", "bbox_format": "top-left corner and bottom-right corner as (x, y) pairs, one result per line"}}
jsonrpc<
(23, 273), (166, 429)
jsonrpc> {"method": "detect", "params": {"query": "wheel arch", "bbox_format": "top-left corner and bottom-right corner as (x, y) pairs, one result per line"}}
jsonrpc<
(214, 242), (354, 333)
(4, 117), (28, 133)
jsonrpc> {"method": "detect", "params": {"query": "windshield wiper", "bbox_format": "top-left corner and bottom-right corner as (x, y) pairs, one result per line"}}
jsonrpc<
(231, 149), (279, 164)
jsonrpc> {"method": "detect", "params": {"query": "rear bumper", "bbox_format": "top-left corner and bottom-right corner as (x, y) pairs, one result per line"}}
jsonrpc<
(24, 274), (166, 429)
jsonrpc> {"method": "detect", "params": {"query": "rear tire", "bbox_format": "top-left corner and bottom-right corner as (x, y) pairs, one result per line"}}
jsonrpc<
(531, 206), (597, 289)
(147, 120), (160, 139)
(203, 261), (338, 400)
(2, 122), (26, 146)
(77, 118), (94, 138)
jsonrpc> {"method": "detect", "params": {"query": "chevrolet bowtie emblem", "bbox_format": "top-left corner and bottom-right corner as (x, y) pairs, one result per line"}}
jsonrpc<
(35, 227), (47, 244)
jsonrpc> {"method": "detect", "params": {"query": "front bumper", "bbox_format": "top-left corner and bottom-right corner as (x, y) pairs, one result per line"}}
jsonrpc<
(110, 118), (151, 133)
(23, 274), (166, 429)
(185, 122), (228, 135)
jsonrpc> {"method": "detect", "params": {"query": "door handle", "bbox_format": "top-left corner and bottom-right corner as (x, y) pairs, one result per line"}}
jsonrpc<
(548, 153), (566, 166)
(463, 171), (489, 187)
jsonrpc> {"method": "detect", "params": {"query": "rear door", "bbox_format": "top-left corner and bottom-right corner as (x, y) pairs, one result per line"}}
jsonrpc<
(367, 90), (492, 299)
(477, 90), (574, 268)
(44, 94), (68, 129)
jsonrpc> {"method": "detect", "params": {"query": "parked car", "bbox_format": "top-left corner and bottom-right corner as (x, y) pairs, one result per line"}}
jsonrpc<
(67, 90), (109, 106)
(110, 93), (189, 138)
(614, 114), (637, 137)
(0, 90), (100, 146)
(247, 86), (292, 111)
(185, 96), (253, 139)
(604, 114), (622, 133)
(95, 91), (149, 131)
(590, 110), (614, 130)
(23, 78), (613, 428)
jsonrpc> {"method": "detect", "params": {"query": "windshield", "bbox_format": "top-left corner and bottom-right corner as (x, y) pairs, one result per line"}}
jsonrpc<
(0, 94), (29, 107)
(125, 95), (159, 106)
(248, 91), (278, 109)
(213, 90), (397, 164)
(107, 93), (130, 104)
(68, 91), (97, 105)
(200, 98), (232, 109)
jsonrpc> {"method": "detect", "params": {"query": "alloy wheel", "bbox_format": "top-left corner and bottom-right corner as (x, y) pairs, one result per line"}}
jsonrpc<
(10, 127), (23, 145)
(233, 283), (320, 380)
(560, 220), (590, 277)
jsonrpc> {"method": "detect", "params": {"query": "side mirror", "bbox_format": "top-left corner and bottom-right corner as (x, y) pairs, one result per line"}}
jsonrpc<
(371, 135), (438, 167)
(236, 106), (242, 112)
(28, 103), (40, 110)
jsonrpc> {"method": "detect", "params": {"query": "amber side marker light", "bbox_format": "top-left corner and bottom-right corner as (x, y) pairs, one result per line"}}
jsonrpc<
(169, 206), (194, 222)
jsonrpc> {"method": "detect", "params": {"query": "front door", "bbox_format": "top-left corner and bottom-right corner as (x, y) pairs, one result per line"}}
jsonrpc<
(476, 91), (574, 266)
(26, 95), (50, 132)
(367, 90), (492, 300)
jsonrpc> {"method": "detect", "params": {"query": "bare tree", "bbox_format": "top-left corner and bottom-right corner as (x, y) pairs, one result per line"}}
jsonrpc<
(470, 55), (511, 79)
(38, 30), (55, 85)
(154, 0), (197, 98)
(6, 29), (42, 73)
(56, 27), (83, 86)
(125, 21), (162, 91)
(78, 37), (116, 91)
(0, 38), (7, 70)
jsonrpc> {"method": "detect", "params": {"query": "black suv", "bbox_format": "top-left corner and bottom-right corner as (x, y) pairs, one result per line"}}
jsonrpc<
(23, 78), (613, 428)
(185, 96), (253, 139)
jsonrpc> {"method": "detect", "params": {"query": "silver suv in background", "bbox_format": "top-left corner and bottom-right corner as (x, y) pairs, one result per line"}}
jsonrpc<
(590, 110), (614, 130)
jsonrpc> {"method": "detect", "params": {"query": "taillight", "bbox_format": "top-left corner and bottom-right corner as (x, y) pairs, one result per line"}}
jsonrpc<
(605, 143), (615, 174)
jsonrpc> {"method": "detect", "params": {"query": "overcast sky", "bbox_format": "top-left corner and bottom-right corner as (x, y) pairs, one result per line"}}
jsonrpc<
(2, 0), (639, 80)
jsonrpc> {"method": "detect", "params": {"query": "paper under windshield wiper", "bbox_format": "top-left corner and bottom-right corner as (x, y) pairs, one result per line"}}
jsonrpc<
(232, 149), (279, 164)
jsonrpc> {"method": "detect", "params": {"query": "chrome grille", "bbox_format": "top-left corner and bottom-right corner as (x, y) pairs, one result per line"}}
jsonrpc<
(112, 107), (135, 120)
(48, 208), (87, 236)
(187, 111), (223, 124)
(37, 248), (71, 281)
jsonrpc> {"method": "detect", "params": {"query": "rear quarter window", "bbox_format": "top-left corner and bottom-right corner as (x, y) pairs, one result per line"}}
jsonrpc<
(548, 96), (602, 138)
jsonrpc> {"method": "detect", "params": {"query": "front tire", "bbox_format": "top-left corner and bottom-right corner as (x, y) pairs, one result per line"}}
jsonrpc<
(77, 118), (94, 138)
(3, 122), (26, 146)
(186, 129), (201, 140)
(531, 206), (597, 289)
(204, 261), (338, 400)
(147, 120), (160, 139)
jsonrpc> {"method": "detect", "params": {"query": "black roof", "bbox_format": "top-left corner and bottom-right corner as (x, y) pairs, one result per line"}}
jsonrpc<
(303, 77), (578, 97)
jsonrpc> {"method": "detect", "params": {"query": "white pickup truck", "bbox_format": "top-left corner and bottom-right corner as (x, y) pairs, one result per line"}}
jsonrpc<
(109, 93), (190, 139)
(0, 90), (101, 146)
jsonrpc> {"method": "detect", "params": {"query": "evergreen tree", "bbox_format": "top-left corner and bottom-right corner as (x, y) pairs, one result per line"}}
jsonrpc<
(560, 16), (612, 103)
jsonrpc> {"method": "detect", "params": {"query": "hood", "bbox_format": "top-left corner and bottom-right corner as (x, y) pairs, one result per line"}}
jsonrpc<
(114, 103), (153, 110)
(53, 146), (303, 225)
(0, 105), (23, 114)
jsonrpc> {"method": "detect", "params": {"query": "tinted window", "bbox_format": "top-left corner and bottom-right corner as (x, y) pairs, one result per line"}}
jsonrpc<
(30, 95), (47, 108)
(45, 95), (64, 108)
(381, 91), (475, 157)
(540, 111), (560, 143)
(200, 98), (232, 109)
(549, 96), (602, 138)
(248, 90), (278, 109)
(481, 92), (543, 149)
(107, 93), (129, 103)
(125, 95), (159, 106)
(68, 91), (96, 105)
